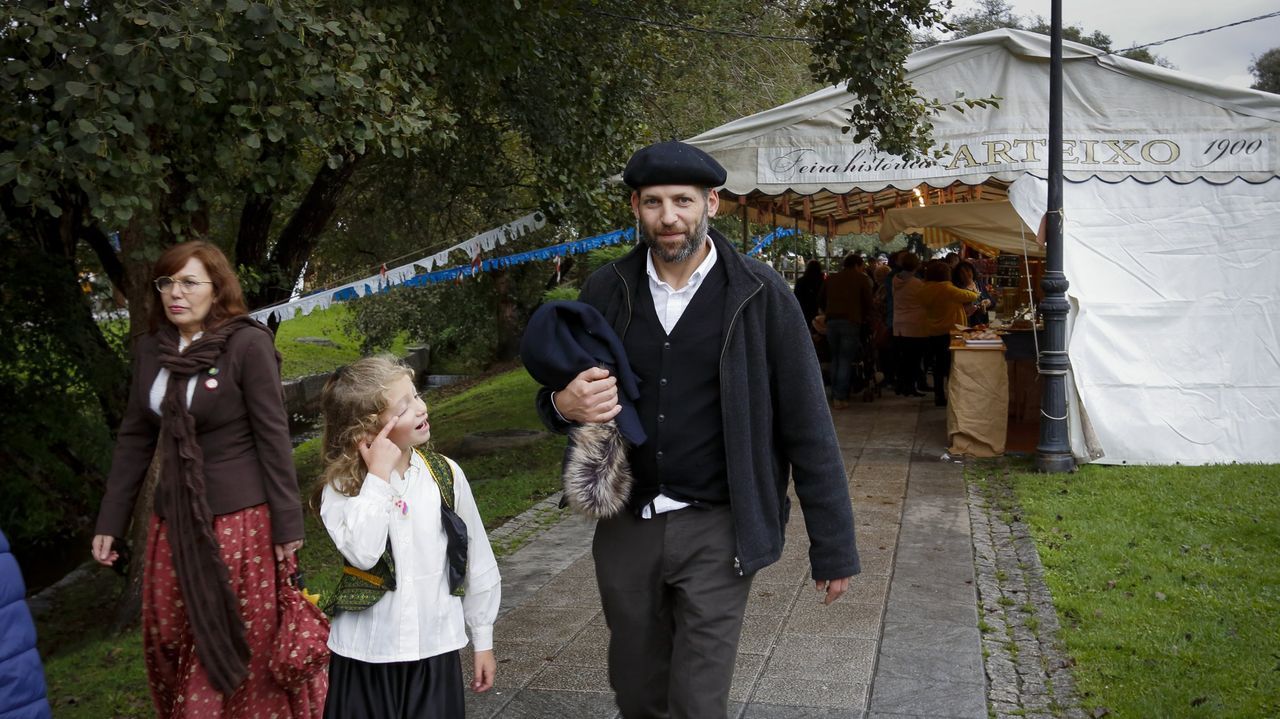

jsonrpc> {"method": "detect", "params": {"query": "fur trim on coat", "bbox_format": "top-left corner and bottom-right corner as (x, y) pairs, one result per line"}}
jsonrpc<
(563, 421), (633, 518)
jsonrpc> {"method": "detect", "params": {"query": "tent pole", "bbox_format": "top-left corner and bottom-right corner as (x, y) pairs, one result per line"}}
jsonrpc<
(1036, 0), (1076, 473)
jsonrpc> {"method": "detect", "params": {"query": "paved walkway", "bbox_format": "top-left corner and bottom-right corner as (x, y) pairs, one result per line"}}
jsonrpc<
(462, 394), (986, 719)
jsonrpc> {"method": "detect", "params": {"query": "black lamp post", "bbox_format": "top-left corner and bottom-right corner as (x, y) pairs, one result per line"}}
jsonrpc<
(1036, 0), (1076, 473)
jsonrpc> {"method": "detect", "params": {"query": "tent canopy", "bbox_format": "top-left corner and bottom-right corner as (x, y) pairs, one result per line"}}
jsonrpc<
(878, 201), (1041, 256)
(682, 29), (1280, 466)
(687, 28), (1280, 238)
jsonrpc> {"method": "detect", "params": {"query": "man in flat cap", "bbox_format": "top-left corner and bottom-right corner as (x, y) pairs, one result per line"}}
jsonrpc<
(534, 140), (859, 719)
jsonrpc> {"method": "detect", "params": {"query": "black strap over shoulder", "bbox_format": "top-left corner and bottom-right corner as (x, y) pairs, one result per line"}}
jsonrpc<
(418, 450), (469, 597)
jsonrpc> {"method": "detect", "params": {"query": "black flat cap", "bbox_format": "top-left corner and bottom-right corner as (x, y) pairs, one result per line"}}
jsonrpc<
(622, 140), (727, 189)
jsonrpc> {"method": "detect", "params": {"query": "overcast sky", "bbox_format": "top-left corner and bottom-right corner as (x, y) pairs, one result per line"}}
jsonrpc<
(944, 0), (1280, 89)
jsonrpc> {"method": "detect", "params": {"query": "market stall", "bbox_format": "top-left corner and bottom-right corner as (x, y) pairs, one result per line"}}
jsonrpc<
(686, 28), (1280, 465)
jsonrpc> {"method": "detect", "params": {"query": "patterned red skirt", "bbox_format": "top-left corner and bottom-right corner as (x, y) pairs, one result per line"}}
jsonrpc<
(143, 504), (328, 718)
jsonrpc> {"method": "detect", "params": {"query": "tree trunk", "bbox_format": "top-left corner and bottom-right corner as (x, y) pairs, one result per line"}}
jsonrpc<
(234, 192), (275, 269)
(246, 150), (363, 308)
(28, 198), (130, 428)
(493, 269), (520, 361)
(116, 222), (156, 344)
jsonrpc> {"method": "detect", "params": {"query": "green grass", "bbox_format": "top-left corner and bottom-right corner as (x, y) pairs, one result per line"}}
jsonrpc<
(1009, 463), (1280, 717)
(271, 304), (408, 379)
(41, 366), (563, 718)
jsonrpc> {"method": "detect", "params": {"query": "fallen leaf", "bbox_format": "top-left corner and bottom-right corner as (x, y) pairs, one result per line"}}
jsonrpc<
(1155, 591), (1167, 601)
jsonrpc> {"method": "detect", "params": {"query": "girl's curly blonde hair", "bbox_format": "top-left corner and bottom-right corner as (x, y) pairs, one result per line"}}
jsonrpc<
(319, 355), (415, 497)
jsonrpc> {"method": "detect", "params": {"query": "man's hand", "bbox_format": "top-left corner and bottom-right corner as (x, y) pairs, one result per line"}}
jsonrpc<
(814, 577), (851, 605)
(553, 367), (622, 424)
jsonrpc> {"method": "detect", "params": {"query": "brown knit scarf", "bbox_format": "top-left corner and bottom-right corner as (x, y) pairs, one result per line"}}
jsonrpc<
(156, 315), (274, 696)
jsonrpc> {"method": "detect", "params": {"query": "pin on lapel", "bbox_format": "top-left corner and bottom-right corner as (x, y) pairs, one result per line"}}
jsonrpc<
(205, 378), (219, 390)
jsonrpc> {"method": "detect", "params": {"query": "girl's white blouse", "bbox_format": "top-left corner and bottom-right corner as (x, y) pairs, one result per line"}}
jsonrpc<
(320, 452), (501, 663)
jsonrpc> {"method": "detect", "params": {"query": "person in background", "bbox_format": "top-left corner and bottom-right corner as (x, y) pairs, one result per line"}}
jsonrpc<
(1, 528), (52, 719)
(953, 260), (994, 326)
(793, 259), (825, 328)
(91, 241), (322, 717)
(820, 253), (874, 409)
(534, 140), (858, 719)
(920, 260), (979, 406)
(891, 252), (928, 396)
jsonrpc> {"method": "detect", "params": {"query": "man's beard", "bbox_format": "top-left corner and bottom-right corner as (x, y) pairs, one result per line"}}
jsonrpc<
(639, 209), (710, 264)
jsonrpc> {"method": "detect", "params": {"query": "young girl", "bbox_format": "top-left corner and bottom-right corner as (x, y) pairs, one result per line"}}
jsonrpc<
(318, 356), (500, 717)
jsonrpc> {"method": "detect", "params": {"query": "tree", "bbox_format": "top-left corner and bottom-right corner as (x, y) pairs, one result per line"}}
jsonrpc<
(1, 0), (980, 610)
(800, 0), (957, 158)
(943, 1), (1174, 68)
(1251, 48), (1280, 94)
(0, 0), (666, 611)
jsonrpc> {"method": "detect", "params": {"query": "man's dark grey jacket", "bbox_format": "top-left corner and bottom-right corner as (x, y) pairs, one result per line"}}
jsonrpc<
(535, 228), (859, 581)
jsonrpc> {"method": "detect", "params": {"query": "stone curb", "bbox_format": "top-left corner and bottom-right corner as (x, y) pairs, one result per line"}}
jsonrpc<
(967, 465), (1086, 719)
(488, 490), (571, 558)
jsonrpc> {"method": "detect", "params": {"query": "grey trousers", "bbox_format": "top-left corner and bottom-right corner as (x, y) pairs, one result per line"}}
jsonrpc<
(593, 504), (754, 719)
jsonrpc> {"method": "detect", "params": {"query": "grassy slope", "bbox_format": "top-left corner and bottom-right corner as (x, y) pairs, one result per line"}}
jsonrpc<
(41, 367), (562, 718)
(1012, 463), (1280, 717)
(271, 304), (407, 379)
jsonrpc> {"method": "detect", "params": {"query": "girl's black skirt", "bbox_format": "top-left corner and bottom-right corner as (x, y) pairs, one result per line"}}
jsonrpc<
(323, 650), (464, 718)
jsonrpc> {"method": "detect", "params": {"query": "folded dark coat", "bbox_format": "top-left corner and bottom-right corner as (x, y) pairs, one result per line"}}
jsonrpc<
(521, 301), (646, 517)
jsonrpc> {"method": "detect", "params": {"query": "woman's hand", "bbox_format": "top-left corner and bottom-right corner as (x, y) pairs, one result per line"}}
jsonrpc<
(471, 649), (496, 692)
(274, 539), (304, 562)
(91, 534), (118, 567)
(358, 415), (403, 481)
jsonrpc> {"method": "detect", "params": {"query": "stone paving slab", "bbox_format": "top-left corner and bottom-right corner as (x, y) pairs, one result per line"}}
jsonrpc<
(468, 394), (1002, 718)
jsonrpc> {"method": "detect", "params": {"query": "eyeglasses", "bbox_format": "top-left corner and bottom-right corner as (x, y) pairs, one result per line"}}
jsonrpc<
(154, 276), (213, 293)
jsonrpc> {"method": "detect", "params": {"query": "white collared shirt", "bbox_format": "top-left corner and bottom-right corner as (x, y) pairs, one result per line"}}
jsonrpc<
(645, 238), (718, 335)
(642, 238), (718, 517)
(320, 451), (501, 662)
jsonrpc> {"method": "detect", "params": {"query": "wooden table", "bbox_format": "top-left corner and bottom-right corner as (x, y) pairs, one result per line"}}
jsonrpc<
(946, 338), (1009, 457)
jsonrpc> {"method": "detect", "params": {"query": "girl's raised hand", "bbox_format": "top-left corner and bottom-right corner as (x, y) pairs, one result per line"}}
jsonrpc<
(358, 414), (402, 481)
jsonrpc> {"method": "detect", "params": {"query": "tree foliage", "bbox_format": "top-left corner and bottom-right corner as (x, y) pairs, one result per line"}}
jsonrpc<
(0, 0), (664, 560)
(799, 0), (955, 157)
(946, 0), (1174, 68)
(0, 0), (967, 567)
(1250, 47), (1280, 94)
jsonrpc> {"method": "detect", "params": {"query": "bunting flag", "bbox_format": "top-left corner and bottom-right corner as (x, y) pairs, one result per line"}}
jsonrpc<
(253, 223), (792, 326)
(250, 211), (547, 324)
(748, 227), (797, 256)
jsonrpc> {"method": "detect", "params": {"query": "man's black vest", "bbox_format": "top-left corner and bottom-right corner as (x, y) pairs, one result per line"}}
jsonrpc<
(624, 259), (729, 511)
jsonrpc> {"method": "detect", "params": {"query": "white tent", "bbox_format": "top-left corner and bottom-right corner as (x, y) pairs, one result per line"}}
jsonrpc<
(878, 201), (1041, 256)
(686, 29), (1280, 465)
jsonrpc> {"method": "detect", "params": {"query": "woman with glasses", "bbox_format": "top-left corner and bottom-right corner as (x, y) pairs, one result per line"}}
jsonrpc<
(91, 241), (325, 717)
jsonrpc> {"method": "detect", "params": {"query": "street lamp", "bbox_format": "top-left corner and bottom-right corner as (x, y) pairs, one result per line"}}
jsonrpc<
(1036, 0), (1076, 473)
